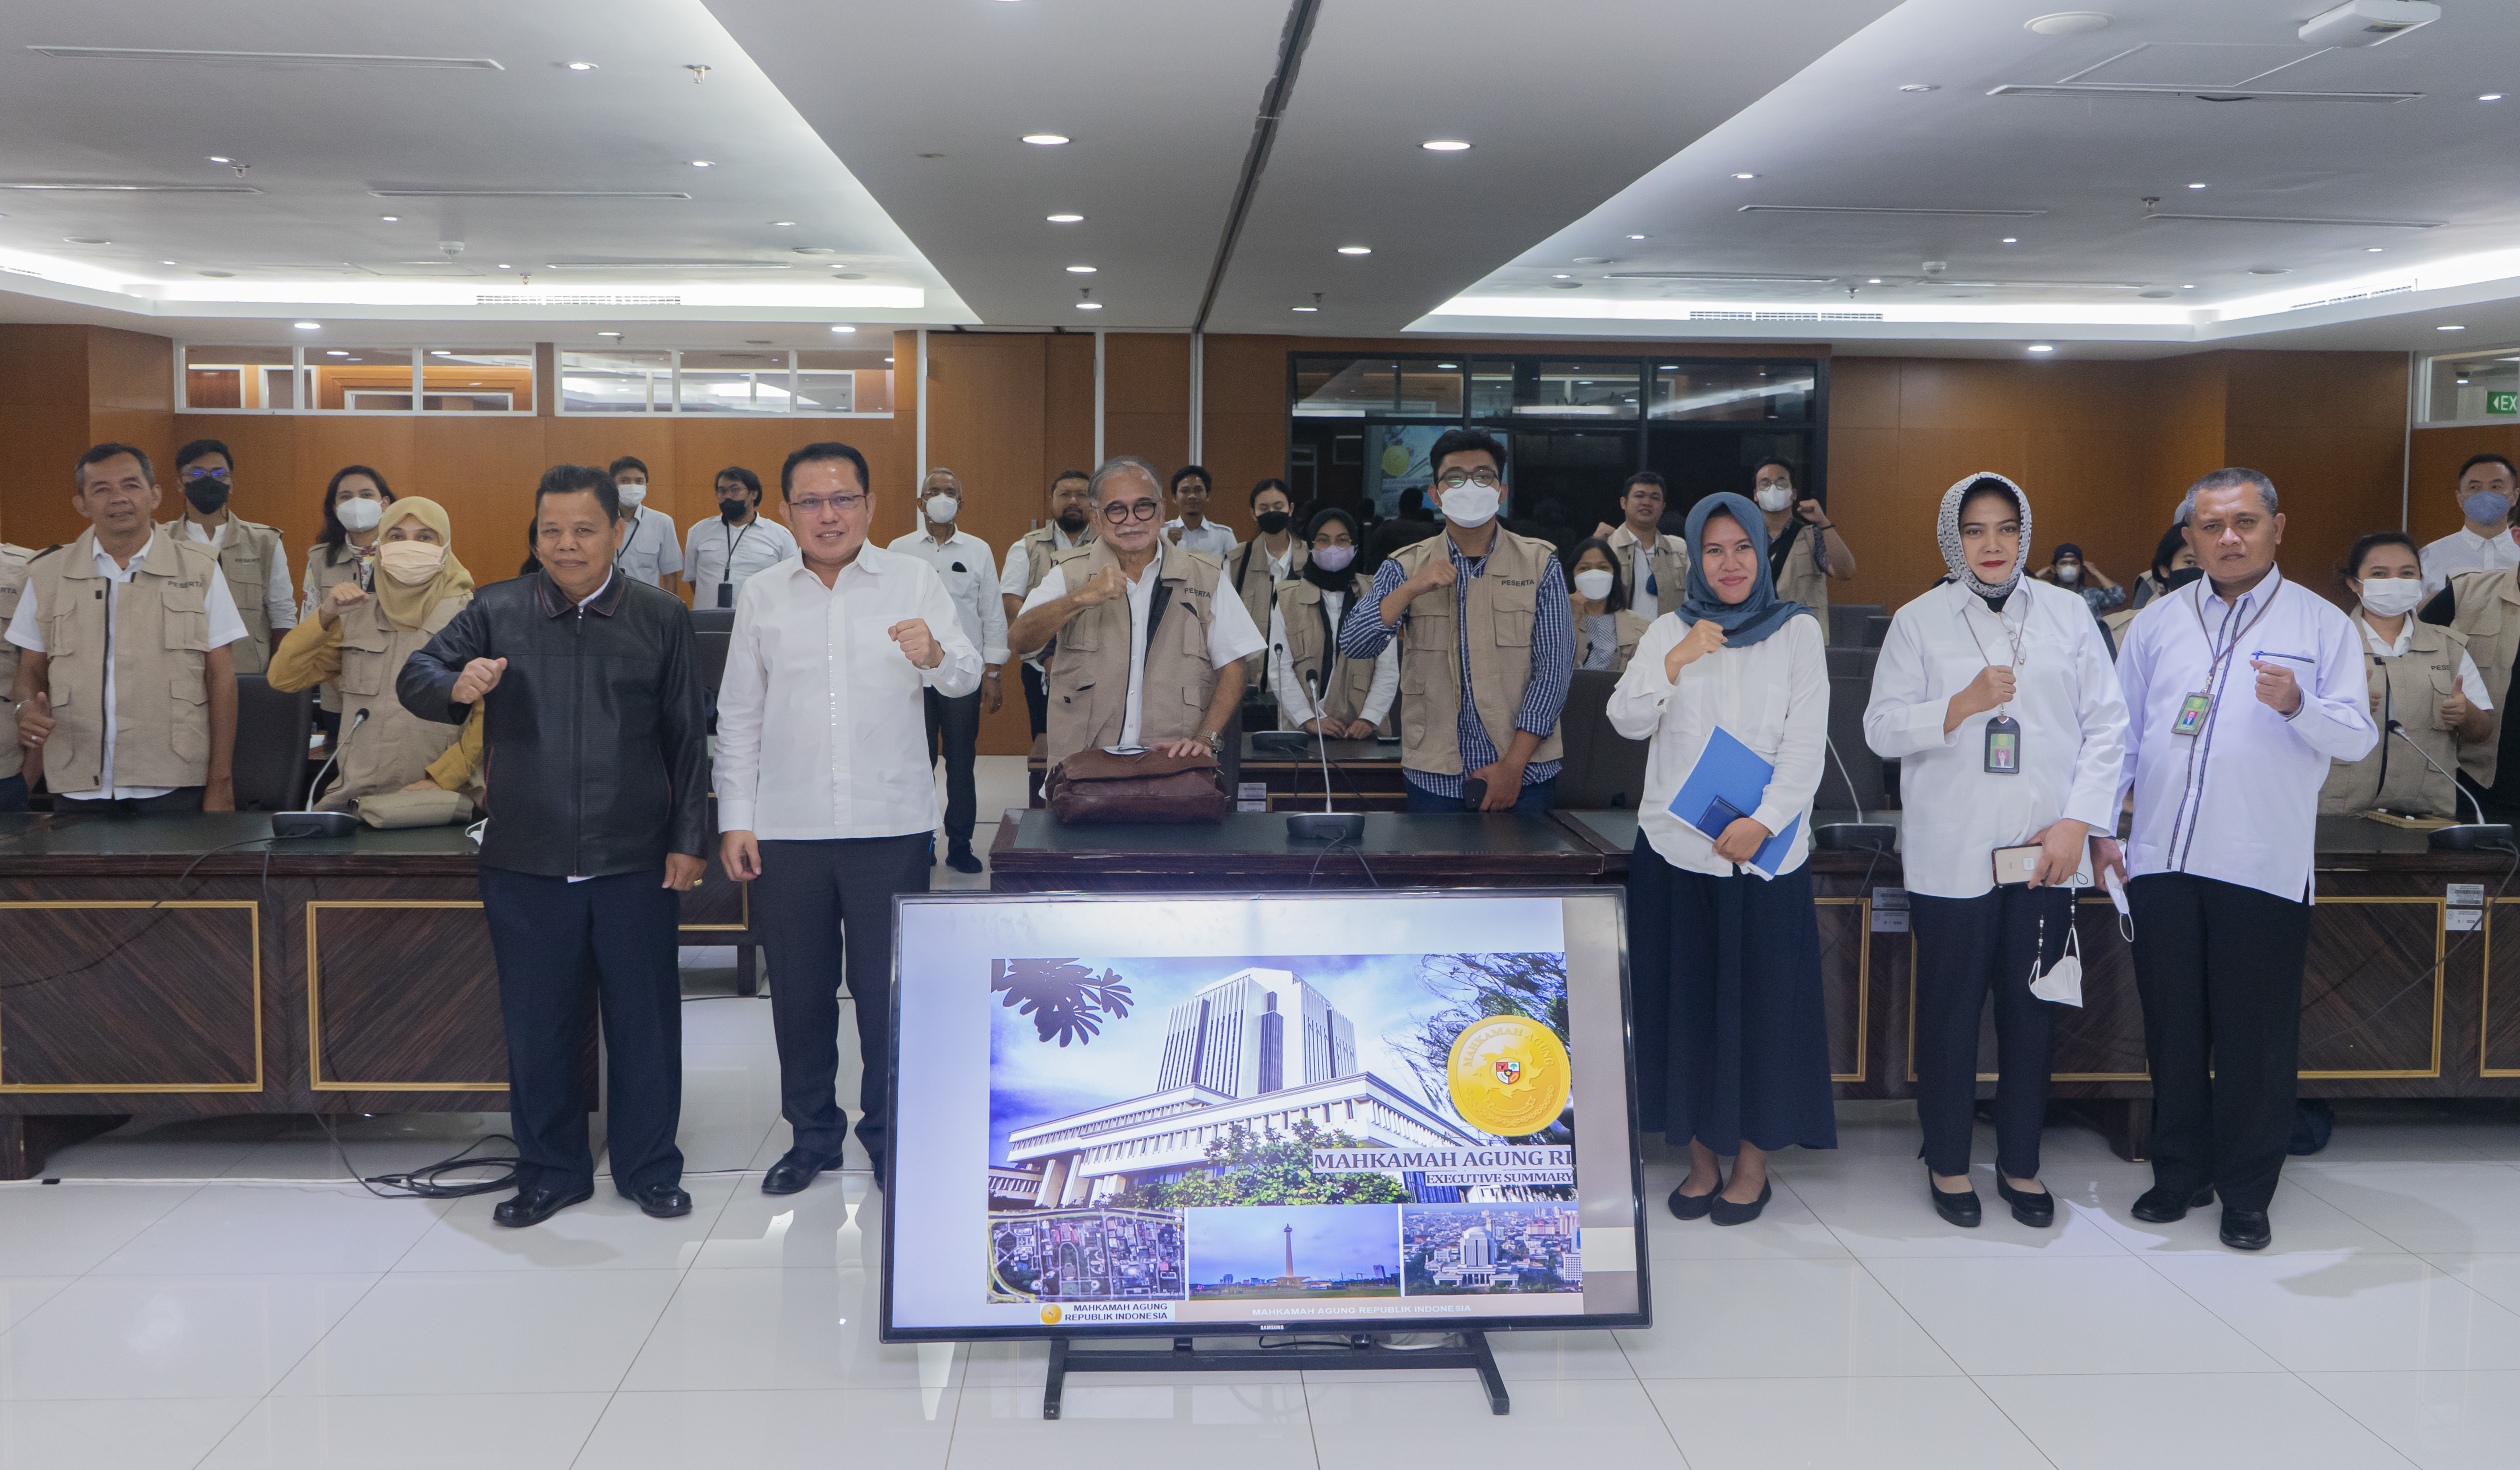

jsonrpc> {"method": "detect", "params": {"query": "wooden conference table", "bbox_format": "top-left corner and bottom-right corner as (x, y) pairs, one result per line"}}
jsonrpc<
(0, 810), (758, 1178)
(1024, 734), (1412, 812)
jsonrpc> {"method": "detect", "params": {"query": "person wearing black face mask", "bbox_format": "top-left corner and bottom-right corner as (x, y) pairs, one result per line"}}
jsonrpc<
(163, 439), (295, 675)
(1227, 479), (1307, 699)
(681, 464), (796, 608)
(1269, 508), (1395, 739)
(1001, 470), (1097, 739)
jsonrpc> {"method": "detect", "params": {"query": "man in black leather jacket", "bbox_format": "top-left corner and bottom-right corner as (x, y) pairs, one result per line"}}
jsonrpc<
(400, 464), (710, 1228)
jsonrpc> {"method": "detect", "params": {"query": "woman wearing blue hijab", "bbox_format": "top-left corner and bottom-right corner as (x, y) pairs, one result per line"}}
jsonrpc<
(1608, 491), (1836, 1224)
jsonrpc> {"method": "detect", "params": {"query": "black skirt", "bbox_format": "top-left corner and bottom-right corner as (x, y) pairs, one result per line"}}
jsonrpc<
(1628, 832), (1838, 1155)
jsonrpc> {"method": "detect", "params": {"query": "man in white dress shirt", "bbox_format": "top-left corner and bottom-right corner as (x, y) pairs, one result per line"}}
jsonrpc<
(608, 456), (681, 593)
(1161, 464), (1237, 561)
(683, 465), (799, 609)
(716, 441), (980, 1192)
(2113, 467), (2376, 1251)
(885, 466), (1005, 874)
(2417, 453), (2520, 597)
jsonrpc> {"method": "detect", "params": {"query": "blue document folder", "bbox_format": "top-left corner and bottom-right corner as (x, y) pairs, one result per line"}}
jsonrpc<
(1667, 726), (1802, 878)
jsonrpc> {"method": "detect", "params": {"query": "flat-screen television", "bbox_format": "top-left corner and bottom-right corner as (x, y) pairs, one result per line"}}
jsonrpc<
(881, 888), (1648, 1342)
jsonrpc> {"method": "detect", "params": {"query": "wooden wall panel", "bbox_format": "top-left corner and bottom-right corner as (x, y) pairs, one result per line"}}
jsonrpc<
(2223, 351), (2411, 610)
(1201, 333), (1290, 544)
(923, 333), (1054, 758)
(0, 327), (103, 551)
(407, 416), (549, 582)
(1044, 333), (1098, 484)
(1102, 333), (1190, 485)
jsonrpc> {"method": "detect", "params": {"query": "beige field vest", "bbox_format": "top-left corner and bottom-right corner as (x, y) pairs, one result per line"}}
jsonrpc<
(1605, 524), (1689, 619)
(2443, 567), (2520, 787)
(1227, 537), (1307, 678)
(1276, 578), (1380, 731)
(1390, 529), (1566, 776)
(2319, 615), (2471, 819)
(1015, 523), (1091, 668)
(1771, 520), (1831, 620)
(1577, 608), (1653, 675)
(0, 544), (27, 781)
(318, 592), (472, 811)
(304, 544), (369, 713)
(1044, 542), (1225, 767)
(27, 526), (222, 793)
(167, 514), (283, 674)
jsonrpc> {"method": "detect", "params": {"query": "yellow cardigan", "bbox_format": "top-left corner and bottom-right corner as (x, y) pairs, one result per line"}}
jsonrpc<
(268, 616), (484, 793)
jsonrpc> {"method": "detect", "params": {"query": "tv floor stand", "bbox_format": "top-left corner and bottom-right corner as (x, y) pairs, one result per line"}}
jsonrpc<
(1041, 1331), (1509, 1419)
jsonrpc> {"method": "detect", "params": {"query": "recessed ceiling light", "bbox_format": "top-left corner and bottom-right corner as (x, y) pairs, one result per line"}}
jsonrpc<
(1421, 139), (1471, 151)
(1066, 264), (1097, 273)
(497, 263), (510, 269)
(2439, 324), (2467, 331)
(1627, 233), (1648, 240)
(293, 321), (319, 329)
(1899, 83), (1940, 93)
(1337, 245), (1372, 255)
(2367, 246), (2385, 252)
(769, 220), (795, 227)
(597, 331), (622, 337)
(326, 350), (349, 356)
(431, 350), (453, 355)
(2025, 12), (2112, 34)
(1868, 277), (1883, 284)
(1022, 133), (1070, 146)
(2481, 93), (2505, 101)
(831, 324), (855, 333)
(379, 214), (398, 221)
(565, 61), (596, 70)
(2186, 182), (2207, 189)
(2181, 283), (2197, 288)
(1291, 305), (1319, 311)
(160, 259), (176, 264)
(689, 159), (713, 168)
(206, 155), (231, 163)
(1075, 301), (1102, 310)
(884, 356), (895, 363)
(1731, 172), (1758, 180)
(2027, 344), (2055, 353)
(1436, 362), (1458, 369)
(1659, 364), (1680, 370)
(1552, 274), (1573, 279)
(2000, 237), (2018, 244)
(63, 236), (108, 244)
(1046, 213), (1084, 223)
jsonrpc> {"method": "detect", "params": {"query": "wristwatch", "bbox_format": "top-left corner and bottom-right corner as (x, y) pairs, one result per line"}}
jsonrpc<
(1200, 729), (1222, 758)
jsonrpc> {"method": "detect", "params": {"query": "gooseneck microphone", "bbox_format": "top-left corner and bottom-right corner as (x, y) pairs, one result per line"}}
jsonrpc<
(1287, 667), (1364, 842)
(1812, 735), (1897, 853)
(2385, 719), (2514, 851)
(272, 708), (369, 839)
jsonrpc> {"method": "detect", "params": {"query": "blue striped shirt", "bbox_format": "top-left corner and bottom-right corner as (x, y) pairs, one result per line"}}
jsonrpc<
(1340, 534), (1573, 796)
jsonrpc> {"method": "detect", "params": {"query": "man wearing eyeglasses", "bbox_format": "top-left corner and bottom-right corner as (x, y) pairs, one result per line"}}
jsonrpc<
(164, 439), (294, 674)
(1009, 456), (1265, 769)
(715, 441), (980, 1193)
(1341, 428), (1574, 812)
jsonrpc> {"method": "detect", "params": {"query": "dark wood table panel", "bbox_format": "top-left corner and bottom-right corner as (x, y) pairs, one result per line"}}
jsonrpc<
(987, 809), (1604, 893)
(307, 897), (507, 1093)
(0, 900), (261, 1092)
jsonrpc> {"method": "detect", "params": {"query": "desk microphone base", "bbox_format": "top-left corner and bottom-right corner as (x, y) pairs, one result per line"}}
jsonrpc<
(1043, 1332), (1506, 1420)
(1287, 812), (1366, 843)
(1813, 822), (1897, 853)
(271, 811), (359, 839)
(2428, 823), (2515, 851)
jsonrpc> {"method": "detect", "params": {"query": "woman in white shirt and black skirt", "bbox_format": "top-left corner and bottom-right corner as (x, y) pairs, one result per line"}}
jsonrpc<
(1610, 491), (1833, 1226)
(1862, 473), (2129, 1228)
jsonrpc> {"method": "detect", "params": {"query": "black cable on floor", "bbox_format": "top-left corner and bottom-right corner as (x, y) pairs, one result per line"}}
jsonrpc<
(319, 1113), (520, 1199)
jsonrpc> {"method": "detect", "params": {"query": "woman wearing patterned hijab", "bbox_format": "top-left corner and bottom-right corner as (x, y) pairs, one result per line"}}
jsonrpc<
(1608, 492), (1834, 1226)
(1861, 473), (2131, 1230)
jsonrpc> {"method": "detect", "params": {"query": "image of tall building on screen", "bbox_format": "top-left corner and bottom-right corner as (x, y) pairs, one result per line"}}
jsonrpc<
(1402, 1202), (1584, 1296)
(1002, 966), (1486, 1210)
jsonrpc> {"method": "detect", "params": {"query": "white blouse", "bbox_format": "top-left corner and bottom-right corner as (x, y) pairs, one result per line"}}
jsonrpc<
(1863, 579), (2130, 900)
(1607, 611), (1829, 876)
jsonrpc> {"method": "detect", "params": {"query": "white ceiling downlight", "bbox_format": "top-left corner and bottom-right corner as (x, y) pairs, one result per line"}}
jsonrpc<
(2025, 12), (2113, 34)
(1420, 139), (1471, 152)
(1021, 134), (1070, 146)
(1045, 213), (1083, 223)
(1337, 245), (1372, 255)
(27, 46), (505, 69)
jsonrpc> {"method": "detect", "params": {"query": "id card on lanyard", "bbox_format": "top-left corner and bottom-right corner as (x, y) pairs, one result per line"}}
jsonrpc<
(2177, 581), (2274, 738)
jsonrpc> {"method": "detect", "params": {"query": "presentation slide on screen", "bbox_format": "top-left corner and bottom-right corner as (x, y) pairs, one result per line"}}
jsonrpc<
(884, 892), (1643, 1339)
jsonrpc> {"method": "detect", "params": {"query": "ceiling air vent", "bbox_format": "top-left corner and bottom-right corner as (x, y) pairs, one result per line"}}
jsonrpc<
(30, 46), (502, 69)
(0, 182), (259, 193)
(1738, 205), (2046, 217)
(2144, 212), (2441, 229)
(1821, 312), (1886, 321)
(1689, 311), (1758, 321)
(1609, 272), (1837, 284)
(476, 294), (681, 306)
(1988, 82), (2416, 103)
(373, 190), (692, 200)
(2289, 283), (2416, 310)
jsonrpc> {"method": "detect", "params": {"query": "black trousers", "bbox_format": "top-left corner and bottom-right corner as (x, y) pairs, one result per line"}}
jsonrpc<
(2127, 872), (2311, 1212)
(1021, 662), (1049, 738)
(1909, 885), (2072, 1180)
(477, 866), (684, 1195)
(924, 686), (981, 846)
(754, 832), (931, 1160)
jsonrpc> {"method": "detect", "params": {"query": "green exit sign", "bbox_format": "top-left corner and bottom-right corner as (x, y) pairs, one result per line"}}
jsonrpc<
(2491, 391), (2520, 416)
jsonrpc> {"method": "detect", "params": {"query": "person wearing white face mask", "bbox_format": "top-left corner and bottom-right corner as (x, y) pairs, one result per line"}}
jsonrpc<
(1565, 537), (1651, 673)
(2417, 453), (2520, 599)
(1270, 508), (1396, 737)
(2320, 531), (2491, 820)
(268, 496), (483, 809)
(885, 466), (1006, 873)
(1750, 457), (1857, 620)
(608, 456), (681, 593)
(303, 465), (398, 745)
(2035, 542), (2125, 620)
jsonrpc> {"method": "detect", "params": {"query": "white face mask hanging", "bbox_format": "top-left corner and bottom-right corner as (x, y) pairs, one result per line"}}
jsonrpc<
(2029, 916), (2084, 1007)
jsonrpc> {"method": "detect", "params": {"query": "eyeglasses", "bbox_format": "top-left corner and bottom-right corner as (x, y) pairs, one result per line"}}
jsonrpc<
(1436, 468), (1501, 489)
(788, 492), (866, 517)
(1101, 498), (1163, 524)
(182, 467), (232, 483)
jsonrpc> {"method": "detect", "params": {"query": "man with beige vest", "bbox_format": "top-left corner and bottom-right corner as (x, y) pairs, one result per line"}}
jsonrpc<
(0, 511), (29, 811)
(1597, 471), (1690, 618)
(11, 443), (244, 812)
(1001, 468), (1097, 740)
(1340, 427), (1574, 812)
(2420, 561), (2520, 823)
(1009, 456), (1265, 769)
(166, 439), (295, 675)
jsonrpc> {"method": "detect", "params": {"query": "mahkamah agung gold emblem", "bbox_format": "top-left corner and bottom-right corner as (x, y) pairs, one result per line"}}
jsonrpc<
(1446, 1015), (1572, 1137)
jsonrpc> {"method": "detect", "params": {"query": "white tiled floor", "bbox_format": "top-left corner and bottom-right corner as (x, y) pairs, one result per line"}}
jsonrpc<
(10, 758), (2520, 1465)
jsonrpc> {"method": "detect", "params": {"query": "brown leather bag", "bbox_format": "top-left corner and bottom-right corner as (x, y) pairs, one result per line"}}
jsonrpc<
(1045, 747), (1229, 825)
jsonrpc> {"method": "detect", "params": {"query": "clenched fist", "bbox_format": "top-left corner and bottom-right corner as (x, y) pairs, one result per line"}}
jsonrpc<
(1073, 565), (1127, 607)
(451, 657), (506, 705)
(317, 579), (372, 629)
(1407, 558), (1458, 598)
(1664, 618), (1727, 681)
(888, 619), (943, 670)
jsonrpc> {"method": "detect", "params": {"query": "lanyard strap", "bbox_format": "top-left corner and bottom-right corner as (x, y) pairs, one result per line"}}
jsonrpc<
(2189, 575), (2278, 689)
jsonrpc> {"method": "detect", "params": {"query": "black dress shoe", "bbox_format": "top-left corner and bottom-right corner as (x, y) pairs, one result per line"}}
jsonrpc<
(634, 1182), (692, 1219)
(761, 1146), (847, 1196)
(492, 1184), (593, 1229)
(1929, 1174), (1983, 1228)
(2219, 1208), (2272, 1251)
(1709, 1179), (1772, 1226)
(1996, 1177), (2055, 1228)
(2131, 1184), (2217, 1224)
(945, 844), (984, 875)
(1668, 1176), (1723, 1221)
